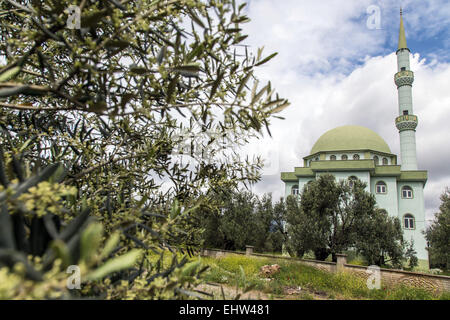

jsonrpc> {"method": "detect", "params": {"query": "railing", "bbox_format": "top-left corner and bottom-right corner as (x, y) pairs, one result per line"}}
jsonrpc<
(395, 114), (418, 131)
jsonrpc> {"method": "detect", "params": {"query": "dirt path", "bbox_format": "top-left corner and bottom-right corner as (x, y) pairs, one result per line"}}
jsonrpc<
(196, 283), (271, 300)
(195, 283), (331, 300)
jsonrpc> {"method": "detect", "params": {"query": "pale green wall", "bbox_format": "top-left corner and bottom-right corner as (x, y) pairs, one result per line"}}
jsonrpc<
(371, 176), (399, 216)
(397, 50), (410, 71)
(399, 130), (418, 170)
(397, 181), (428, 260)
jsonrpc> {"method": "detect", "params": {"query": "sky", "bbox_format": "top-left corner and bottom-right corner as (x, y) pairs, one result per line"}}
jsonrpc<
(237, 0), (450, 224)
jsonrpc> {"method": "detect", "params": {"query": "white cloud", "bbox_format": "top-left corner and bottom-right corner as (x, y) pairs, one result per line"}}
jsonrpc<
(238, 0), (450, 223)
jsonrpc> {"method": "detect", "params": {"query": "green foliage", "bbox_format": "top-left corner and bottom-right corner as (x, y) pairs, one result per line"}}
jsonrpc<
(426, 188), (450, 270)
(218, 190), (259, 251)
(404, 239), (419, 270)
(286, 174), (412, 266)
(194, 189), (285, 252)
(354, 208), (404, 268)
(439, 291), (450, 300)
(0, 0), (287, 299)
(386, 285), (434, 300)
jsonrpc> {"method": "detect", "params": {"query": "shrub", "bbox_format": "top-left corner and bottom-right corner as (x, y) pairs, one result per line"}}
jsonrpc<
(388, 285), (434, 300)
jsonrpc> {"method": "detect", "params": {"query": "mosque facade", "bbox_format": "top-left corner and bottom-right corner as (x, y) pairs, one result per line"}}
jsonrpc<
(281, 11), (428, 261)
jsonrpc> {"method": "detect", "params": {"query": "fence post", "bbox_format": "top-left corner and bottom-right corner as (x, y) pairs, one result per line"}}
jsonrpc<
(245, 245), (254, 256)
(336, 253), (348, 273)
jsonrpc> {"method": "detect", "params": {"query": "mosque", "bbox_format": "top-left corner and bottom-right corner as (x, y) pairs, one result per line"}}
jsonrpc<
(281, 11), (428, 261)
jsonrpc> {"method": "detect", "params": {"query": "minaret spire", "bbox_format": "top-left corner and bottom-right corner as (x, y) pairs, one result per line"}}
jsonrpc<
(398, 7), (408, 50)
(394, 9), (418, 171)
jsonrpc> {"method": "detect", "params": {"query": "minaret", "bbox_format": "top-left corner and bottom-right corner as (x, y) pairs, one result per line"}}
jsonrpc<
(395, 8), (418, 170)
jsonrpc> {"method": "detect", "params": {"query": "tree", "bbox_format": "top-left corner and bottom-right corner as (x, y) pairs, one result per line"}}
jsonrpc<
(425, 188), (450, 270)
(268, 196), (287, 252)
(219, 190), (257, 251)
(0, 0), (288, 299)
(285, 194), (310, 258)
(354, 208), (404, 268)
(288, 174), (370, 261)
(193, 201), (225, 250)
(195, 189), (286, 253)
(404, 239), (419, 270)
(286, 174), (408, 265)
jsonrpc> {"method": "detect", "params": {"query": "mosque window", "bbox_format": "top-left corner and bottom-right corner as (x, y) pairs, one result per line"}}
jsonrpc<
(382, 157), (388, 165)
(341, 155), (348, 160)
(348, 176), (358, 188)
(315, 157), (319, 161)
(291, 185), (299, 195)
(401, 67), (406, 71)
(376, 181), (387, 194)
(373, 156), (379, 165)
(330, 155), (336, 161)
(353, 154), (360, 160)
(403, 214), (415, 229)
(403, 110), (409, 115)
(402, 186), (413, 199)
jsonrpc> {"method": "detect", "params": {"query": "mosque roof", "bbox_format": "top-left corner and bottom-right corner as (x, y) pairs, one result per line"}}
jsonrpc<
(310, 125), (392, 155)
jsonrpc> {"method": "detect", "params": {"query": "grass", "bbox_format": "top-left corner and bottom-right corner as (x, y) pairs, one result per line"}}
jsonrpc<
(200, 255), (270, 291)
(199, 254), (450, 300)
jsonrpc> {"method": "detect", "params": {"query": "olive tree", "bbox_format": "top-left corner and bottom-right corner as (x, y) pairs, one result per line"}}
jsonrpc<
(0, 0), (288, 299)
(426, 188), (450, 270)
(286, 174), (410, 266)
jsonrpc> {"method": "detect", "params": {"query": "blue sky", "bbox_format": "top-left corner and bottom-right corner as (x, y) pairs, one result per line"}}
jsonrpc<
(237, 0), (450, 223)
(243, 0), (450, 74)
(379, 5), (450, 63)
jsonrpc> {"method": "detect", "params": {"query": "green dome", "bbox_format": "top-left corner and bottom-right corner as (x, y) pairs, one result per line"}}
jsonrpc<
(310, 125), (391, 155)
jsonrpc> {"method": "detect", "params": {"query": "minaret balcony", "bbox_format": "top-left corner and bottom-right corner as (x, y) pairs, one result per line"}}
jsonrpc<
(395, 70), (414, 88)
(395, 114), (418, 131)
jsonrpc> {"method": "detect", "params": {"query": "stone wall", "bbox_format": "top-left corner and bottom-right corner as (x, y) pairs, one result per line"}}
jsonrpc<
(201, 248), (245, 258)
(344, 263), (450, 293)
(200, 248), (450, 293)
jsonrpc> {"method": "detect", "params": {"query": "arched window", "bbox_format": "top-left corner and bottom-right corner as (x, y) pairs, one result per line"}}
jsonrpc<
(353, 154), (360, 160)
(330, 155), (336, 161)
(373, 156), (379, 165)
(402, 186), (413, 199)
(291, 185), (299, 195)
(404, 214), (415, 229)
(376, 181), (387, 194)
(382, 157), (388, 165)
(341, 154), (348, 160)
(348, 176), (358, 188)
